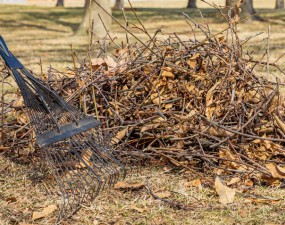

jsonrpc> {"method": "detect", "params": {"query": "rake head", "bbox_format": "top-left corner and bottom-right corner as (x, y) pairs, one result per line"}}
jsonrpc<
(0, 35), (126, 222)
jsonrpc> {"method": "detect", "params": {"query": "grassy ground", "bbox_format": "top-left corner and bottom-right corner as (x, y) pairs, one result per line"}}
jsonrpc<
(1, 3), (285, 225)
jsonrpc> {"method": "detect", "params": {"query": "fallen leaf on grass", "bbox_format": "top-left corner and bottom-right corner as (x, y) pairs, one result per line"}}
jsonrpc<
(130, 204), (146, 213)
(32, 205), (57, 220)
(226, 177), (241, 186)
(215, 176), (236, 204)
(6, 196), (17, 203)
(245, 197), (280, 204)
(185, 178), (202, 190)
(114, 181), (144, 190)
(153, 190), (172, 198)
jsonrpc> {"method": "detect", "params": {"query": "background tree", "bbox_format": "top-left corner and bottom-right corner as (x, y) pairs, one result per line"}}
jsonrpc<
(225, 0), (257, 21)
(77, 0), (112, 36)
(114, 0), (124, 10)
(276, 0), (284, 9)
(187, 0), (197, 8)
(56, 0), (64, 7)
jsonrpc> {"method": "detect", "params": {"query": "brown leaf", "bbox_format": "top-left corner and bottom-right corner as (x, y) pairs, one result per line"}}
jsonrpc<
(91, 58), (106, 70)
(6, 196), (17, 203)
(187, 60), (197, 69)
(245, 197), (280, 204)
(12, 97), (24, 108)
(130, 204), (146, 213)
(141, 123), (160, 132)
(111, 128), (128, 144)
(114, 181), (144, 190)
(185, 178), (202, 190)
(154, 190), (172, 198)
(105, 56), (118, 70)
(226, 177), (241, 186)
(32, 205), (57, 220)
(16, 112), (29, 125)
(274, 114), (285, 134)
(205, 81), (221, 119)
(215, 177), (236, 204)
(266, 163), (285, 179)
(161, 67), (175, 79)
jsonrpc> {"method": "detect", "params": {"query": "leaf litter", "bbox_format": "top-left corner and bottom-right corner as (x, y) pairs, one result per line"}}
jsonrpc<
(1, 1), (285, 223)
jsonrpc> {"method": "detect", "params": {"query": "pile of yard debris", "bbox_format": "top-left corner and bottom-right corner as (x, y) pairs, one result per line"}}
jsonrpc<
(2, 12), (285, 189)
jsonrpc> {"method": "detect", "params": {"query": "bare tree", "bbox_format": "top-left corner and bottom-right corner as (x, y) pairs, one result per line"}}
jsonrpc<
(56, 0), (64, 7)
(114, 0), (124, 10)
(276, 0), (284, 9)
(187, 0), (197, 8)
(77, 0), (112, 36)
(225, 0), (257, 21)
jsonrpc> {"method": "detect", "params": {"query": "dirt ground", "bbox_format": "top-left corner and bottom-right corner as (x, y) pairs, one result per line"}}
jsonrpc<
(1, 2), (285, 225)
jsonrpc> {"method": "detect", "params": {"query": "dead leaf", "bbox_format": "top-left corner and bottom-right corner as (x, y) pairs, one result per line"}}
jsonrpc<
(154, 190), (172, 198)
(114, 181), (144, 190)
(105, 56), (117, 70)
(266, 163), (285, 179)
(185, 178), (202, 190)
(161, 67), (175, 79)
(130, 204), (146, 213)
(244, 179), (253, 187)
(141, 123), (160, 132)
(215, 176), (236, 204)
(16, 112), (29, 125)
(274, 114), (285, 134)
(206, 81), (221, 119)
(111, 128), (128, 144)
(12, 97), (24, 108)
(6, 196), (17, 203)
(226, 177), (241, 186)
(262, 176), (281, 186)
(91, 58), (106, 71)
(32, 205), (57, 220)
(245, 197), (280, 204)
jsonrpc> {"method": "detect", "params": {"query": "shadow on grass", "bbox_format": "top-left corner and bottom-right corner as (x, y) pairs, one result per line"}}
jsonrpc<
(113, 7), (228, 23)
(0, 19), (67, 33)
(0, 5), (83, 33)
(26, 8), (83, 33)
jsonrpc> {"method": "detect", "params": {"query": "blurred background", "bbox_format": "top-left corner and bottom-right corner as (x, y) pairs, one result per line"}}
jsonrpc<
(0, 0), (284, 73)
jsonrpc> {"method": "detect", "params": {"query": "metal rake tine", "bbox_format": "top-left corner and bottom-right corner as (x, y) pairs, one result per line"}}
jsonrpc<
(0, 35), (128, 221)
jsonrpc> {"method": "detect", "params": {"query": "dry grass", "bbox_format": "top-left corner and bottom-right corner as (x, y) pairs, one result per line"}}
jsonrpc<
(1, 155), (285, 225)
(1, 3), (285, 225)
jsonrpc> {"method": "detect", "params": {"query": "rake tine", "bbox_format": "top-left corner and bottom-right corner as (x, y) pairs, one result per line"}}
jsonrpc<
(0, 35), (127, 222)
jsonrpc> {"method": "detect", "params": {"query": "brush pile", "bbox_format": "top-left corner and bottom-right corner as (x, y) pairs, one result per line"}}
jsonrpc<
(2, 16), (285, 187)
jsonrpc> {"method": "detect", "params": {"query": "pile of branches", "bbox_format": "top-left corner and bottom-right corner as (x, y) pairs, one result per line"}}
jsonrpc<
(2, 11), (285, 186)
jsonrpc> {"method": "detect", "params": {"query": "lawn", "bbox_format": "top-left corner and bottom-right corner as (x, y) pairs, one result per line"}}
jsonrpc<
(1, 2), (285, 225)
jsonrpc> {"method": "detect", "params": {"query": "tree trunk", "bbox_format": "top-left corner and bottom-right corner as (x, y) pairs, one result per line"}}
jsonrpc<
(77, 0), (112, 36)
(225, 0), (257, 21)
(114, 0), (124, 10)
(187, 0), (197, 8)
(56, 0), (64, 7)
(276, 0), (284, 9)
